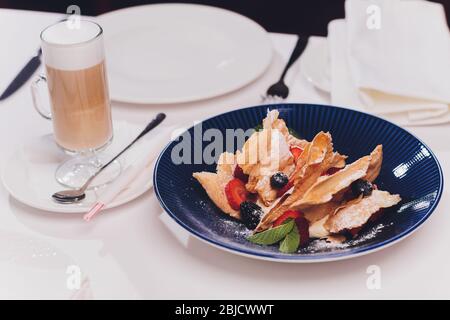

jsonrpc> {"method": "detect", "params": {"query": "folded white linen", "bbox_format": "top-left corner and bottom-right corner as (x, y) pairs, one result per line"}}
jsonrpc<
(329, 20), (364, 111)
(83, 124), (178, 220)
(329, 0), (450, 125)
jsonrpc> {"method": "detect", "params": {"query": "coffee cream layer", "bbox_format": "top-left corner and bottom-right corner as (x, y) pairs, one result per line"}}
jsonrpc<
(41, 20), (112, 152)
(41, 20), (104, 71)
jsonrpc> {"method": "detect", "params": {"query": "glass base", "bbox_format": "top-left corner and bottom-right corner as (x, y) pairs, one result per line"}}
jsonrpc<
(55, 153), (121, 189)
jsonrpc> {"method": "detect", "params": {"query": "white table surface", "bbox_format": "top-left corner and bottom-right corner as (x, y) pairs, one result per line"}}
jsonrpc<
(0, 8), (449, 299)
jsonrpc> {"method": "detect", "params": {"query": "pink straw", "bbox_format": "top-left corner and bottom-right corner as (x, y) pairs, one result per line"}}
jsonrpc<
(83, 202), (105, 221)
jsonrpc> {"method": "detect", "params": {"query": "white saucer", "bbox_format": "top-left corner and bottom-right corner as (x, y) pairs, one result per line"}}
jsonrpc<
(1, 121), (153, 213)
(97, 3), (273, 104)
(300, 36), (331, 93)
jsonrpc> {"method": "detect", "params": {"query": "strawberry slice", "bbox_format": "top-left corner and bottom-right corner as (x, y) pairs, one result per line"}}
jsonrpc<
(225, 178), (249, 210)
(276, 178), (294, 197)
(290, 146), (303, 162)
(348, 226), (362, 238)
(273, 210), (303, 227)
(233, 165), (249, 183)
(295, 217), (310, 246)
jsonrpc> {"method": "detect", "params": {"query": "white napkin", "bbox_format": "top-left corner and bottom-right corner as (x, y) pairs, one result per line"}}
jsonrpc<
(329, 0), (450, 125)
(95, 125), (178, 207)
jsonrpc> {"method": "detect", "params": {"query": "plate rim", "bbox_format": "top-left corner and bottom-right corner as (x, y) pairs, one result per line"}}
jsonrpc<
(0, 150), (153, 214)
(0, 120), (154, 214)
(97, 3), (273, 104)
(153, 103), (444, 262)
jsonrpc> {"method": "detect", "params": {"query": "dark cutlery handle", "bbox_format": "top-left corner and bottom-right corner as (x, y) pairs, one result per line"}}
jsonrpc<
(279, 36), (308, 81)
(135, 113), (167, 140)
(0, 55), (41, 100)
(0, 17), (67, 101)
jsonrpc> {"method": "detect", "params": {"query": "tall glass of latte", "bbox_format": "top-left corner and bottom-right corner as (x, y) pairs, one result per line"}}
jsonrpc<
(32, 19), (117, 188)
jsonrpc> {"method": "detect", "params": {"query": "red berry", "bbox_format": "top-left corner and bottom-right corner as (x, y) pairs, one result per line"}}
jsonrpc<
(273, 210), (303, 227)
(276, 178), (294, 197)
(233, 165), (249, 183)
(290, 146), (303, 162)
(348, 226), (362, 237)
(322, 167), (342, 176)
(295, 217), (310, 246)
(225, 178), (249, 210)
(369, 209), (384, 223)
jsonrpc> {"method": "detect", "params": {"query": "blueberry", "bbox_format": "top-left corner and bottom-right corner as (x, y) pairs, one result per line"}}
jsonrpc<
(240, 201), (263, 230)
(351, 179), (373, 197)
(270, 172), (289, 189)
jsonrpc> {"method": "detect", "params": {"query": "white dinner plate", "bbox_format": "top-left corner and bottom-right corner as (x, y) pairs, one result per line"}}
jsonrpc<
(1, 121), (153, 214)
(97, 3), (273, 104)
(299, 36), (331, 92)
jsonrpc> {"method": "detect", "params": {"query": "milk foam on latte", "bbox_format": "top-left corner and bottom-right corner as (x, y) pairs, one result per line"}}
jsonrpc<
(41, 20), (105, 71)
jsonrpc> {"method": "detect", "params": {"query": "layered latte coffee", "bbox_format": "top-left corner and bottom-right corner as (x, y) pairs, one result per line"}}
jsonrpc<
(40, 20), (112, 152)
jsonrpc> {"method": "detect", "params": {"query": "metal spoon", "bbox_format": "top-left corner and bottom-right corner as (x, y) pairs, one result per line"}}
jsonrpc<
(52, 113), (166, 204)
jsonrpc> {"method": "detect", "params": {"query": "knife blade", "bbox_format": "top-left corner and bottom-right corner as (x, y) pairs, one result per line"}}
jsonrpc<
(0, 48), (42, 101)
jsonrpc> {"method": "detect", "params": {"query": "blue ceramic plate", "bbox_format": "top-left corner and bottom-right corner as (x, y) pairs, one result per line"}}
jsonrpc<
(154, 104), (443, 262)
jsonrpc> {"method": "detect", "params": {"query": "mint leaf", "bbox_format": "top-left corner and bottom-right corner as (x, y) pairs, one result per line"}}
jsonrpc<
(254, 124), (263, 132)
(279, 224), (300, 253)
(247, 220), (294, 245)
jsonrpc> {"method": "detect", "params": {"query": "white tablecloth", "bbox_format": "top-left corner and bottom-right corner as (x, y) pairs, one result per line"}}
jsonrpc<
(0, 9), (449, 299)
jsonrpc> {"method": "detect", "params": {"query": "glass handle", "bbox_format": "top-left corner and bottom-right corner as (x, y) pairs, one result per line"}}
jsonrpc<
(31, 74), (52, 120)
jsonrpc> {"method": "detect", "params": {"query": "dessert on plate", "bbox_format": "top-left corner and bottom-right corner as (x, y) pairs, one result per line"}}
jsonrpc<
(193, 110), (401, 253)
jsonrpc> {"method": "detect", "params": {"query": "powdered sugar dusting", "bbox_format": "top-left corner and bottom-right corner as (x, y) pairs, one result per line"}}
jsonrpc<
(302, 222), (393, 253)
(216, 219), (253, 238)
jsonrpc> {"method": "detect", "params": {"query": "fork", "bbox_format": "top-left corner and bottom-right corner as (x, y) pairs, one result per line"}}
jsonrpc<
(262, 36), (308, 102)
